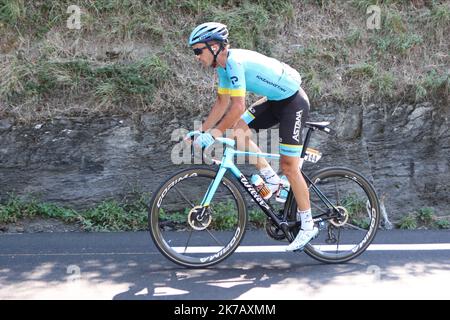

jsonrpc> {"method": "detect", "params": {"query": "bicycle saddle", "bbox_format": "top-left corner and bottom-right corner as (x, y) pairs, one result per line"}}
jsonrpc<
(305, 121), (334, 134)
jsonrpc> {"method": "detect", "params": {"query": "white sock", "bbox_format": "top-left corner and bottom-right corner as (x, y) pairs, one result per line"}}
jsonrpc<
(297, 208), (314, 231)
(260, 166), (280, 185)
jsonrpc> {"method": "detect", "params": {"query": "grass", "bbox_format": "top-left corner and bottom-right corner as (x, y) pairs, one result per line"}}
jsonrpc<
(397, 207), (450, 230)
(341, 193), (371, 229)
(415, 69), (449, 103)
(345, 63), (376, 79)
(2, 195), (448, 232)
(1, 54), (170, 118)
(82, 200), (147, 231)
(209, 201), (266, 230)
(398, 214), (418, 230)
(345, 29), (363, 46)
(210, 0), (293, 54)
(370, 33), (423, 55)
(370, 71), (395, 99)
(430, 3), (450, 31)
(0, 0), (448, 121)
(0, 195), (267, 232)
(0, 0), (25, 25)
(0, 195), (79, 225)
(0, 194), (150, 231)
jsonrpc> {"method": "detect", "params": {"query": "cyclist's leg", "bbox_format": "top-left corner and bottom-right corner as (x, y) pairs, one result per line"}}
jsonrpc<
(234, 97), (278, 170)
(277, 91), (310, 212)
(276, 90), (317, 251)
(280, 155), (309, 211)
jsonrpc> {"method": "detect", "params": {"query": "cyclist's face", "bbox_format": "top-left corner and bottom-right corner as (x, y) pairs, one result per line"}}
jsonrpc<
(192, 43), (213, 67)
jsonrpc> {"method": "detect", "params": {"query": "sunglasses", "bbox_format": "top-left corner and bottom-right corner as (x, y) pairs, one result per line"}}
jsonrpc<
(193, 46), (209, 56)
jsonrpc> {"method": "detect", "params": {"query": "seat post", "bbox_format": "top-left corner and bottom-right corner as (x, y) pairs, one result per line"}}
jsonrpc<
(300, 127), (314, 158)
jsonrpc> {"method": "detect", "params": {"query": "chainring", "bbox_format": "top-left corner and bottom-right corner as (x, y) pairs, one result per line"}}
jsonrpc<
(265, 218), (286, 240)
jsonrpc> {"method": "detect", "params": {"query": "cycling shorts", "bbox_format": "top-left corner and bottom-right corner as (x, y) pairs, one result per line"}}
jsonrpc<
(240, 90), (310, 157)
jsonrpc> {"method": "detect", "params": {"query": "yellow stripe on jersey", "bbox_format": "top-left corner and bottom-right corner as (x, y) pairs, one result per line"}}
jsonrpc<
(218, 88), (230, 95)
(218, 88), (246, 97)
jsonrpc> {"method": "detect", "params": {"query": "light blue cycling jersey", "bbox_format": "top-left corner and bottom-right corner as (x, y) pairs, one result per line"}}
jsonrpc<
(217, 49), (302, 101)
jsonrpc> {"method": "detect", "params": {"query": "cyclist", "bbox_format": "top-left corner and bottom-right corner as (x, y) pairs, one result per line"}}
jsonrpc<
(188, 22), (318, 251)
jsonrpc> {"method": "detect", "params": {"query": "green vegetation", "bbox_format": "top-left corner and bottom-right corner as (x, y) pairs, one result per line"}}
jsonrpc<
(0, 194), (149, 231)
(430, 3), (450, 31)
(415, 69), (449, 103)
(0, 0), (448, 119)
(210, 201), (265, 230)
(0, 54), (170, 120)
(0, 0), (25, 24)
(2, 195), (448, 232)
(0, 195), (267, 232)
(82, 199), (148, 231)
(0, 195), (78, 224)
(398, 207), (450, 230)
(212, 1), (293, 53)
(399, 213), (418, 230)
(435, 219), (450, 230)
(249, 209), (267, 229)
(341, 193), (371, 229)
(210, 200), (238, 230)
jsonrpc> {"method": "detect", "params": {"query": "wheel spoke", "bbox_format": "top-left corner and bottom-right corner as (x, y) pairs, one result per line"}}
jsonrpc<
(311, 200), (328, 214)
(174, 186), (196, 208)
(205, 228), (224, 246)
(183, 228), (194, 254)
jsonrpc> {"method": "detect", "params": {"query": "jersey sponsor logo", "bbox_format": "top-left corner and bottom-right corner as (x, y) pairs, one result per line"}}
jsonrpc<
(256, 75), (287, 92)
(292, 110), (303, 142)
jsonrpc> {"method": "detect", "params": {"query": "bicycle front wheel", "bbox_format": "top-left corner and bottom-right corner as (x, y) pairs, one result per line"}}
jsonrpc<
(148, 167), (247, 268)
(299, 167), (381, 263)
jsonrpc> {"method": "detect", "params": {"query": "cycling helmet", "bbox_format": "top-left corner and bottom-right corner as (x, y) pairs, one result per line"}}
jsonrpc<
(188, 22), (228, 46)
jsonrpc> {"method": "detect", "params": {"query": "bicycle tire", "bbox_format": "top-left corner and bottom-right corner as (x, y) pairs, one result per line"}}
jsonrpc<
(148, 166), (247, 268)
(290, 167), (381, 263)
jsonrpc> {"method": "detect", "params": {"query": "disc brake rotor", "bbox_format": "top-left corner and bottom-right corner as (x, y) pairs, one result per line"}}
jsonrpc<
(330, 206), (349, 227)
(188, 206), (212, 231)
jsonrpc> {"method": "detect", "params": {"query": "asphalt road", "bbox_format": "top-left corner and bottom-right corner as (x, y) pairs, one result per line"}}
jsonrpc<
(0, 230), (449, 300)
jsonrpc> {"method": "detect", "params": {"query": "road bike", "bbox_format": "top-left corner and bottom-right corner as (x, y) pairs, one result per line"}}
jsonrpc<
(148, 121), (381, 268)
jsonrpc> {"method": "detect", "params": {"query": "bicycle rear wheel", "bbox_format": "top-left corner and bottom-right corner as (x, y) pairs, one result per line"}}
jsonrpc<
(293, 167), (381, 263)
(148, 166), (247, 268)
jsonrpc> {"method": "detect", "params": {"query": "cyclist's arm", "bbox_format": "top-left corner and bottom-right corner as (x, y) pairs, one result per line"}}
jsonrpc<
(211, 55), (246, 136)
(201, 93), (230, 132)
(214, 96), (245, 136)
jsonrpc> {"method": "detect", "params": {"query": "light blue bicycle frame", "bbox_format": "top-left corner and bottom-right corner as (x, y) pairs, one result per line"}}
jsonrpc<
(188, 123), (343, 242)
(199, 137), (281, 207)
(197, 136), (339, 230)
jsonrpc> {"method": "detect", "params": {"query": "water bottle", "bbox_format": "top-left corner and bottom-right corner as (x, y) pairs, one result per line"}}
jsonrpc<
(275, 175), (290, 203)
(250, 174), (273, 200)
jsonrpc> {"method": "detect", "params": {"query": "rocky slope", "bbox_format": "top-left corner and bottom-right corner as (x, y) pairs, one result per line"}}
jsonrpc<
(1, 101), (448, 221)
